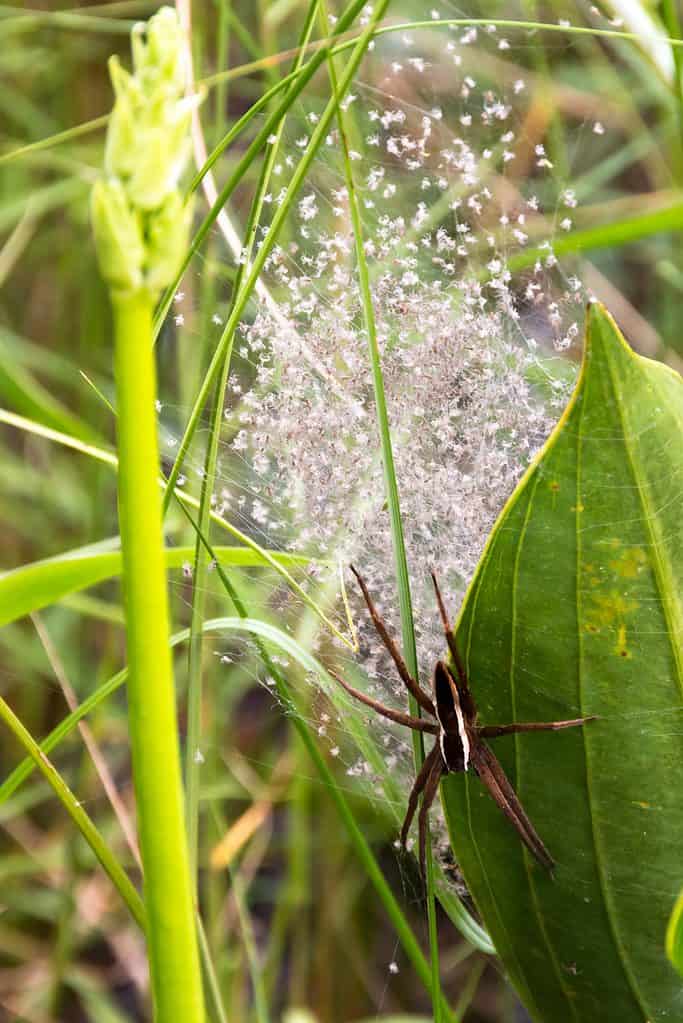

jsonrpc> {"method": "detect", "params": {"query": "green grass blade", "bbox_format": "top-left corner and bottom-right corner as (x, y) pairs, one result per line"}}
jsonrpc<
(0, 542), (314, 628)
(156, 0), (390, 517)
(184, 0), (321, 880)
(505, 197), (683, 273)
(153, 0), (371, 340)
(0, 350), (96, 442)
(229, 865), (271, 1023)
(0, 406), (118, 468)
(662, 0), (683, 96)
(197, 915), (229, 1023)
(367, 16), (683, 52)
(0, 694), (146, 930)
(0, 6), (135, 33)
(0, 578), (464, 1018)
(0, 332), (102, 442)
(319, 9), (444, 1015)
(0, 178), (86, 234)
(0, 669), (225, 1023)
(0, 115), (109, 167)
(0, 407), (346, 644)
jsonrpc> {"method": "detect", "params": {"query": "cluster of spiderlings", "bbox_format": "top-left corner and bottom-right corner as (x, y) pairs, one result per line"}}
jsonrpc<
(209, 24), (591, 863)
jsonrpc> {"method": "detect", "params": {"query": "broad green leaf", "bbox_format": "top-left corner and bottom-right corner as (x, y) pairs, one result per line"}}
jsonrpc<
(442, 302), (683, 1022)
(0, 539), (313, 627)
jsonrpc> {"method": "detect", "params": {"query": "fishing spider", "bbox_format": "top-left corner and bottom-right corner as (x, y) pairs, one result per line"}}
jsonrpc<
(330, 567), (595, 876)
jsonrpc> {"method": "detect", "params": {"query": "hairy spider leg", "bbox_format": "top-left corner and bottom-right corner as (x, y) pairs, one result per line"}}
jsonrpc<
(350, 565), (435, 716)
(430, 571), (477, 719)
(400, 744), (442, 848)
(327, 669), (438, 734)
(479, 716), (596, 739)
(418, 753), (446, 878)
(470, 742), (555, 871)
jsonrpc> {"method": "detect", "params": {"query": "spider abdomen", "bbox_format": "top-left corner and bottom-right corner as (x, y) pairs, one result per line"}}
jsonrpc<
(434, 661), (471, 772)
(439, 729), (469, 773)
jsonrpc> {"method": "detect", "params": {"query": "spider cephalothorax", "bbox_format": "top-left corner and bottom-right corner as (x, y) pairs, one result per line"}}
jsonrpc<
(330, 567), (595, 876)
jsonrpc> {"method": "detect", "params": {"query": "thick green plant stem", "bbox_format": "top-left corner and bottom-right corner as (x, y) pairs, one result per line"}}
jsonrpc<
(112, 289), (204, 1022)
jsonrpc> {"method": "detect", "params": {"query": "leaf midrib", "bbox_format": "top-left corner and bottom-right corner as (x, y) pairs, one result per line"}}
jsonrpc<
(460, 539), (542, 1019)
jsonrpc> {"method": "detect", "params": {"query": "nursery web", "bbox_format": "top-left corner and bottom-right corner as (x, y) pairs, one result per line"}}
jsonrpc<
(160, 17), (612, 891)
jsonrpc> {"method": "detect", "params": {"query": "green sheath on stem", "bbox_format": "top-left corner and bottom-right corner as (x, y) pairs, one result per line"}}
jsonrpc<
(113, 289), (204, 1022)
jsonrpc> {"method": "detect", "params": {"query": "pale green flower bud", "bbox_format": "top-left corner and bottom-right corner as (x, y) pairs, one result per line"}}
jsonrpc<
(132, 6), (185, 93)
(124, 96), (195, 211)
(104, 57), (141, 181)
(105, 55), (199, 208)
(90, 178), (145, 294)
(145, 192), (193, 293)
(93, 6), (199, 297)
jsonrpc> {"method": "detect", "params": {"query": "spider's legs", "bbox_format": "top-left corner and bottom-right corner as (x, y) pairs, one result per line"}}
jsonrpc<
(430, 571), (473, 702)
(470, 742), (554, 871)
(350, 566), (435, 716)
(400, 744), (441, 848)
(327, 669), (438, 734)
(417, 752), (445, 878)
(479, 716), (596, 739)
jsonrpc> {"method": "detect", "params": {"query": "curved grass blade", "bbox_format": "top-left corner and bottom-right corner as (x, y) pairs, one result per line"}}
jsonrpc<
(153, 0), (372, 340)
(441, 302), (683, 1022)
(155, 0), (390, 522)
(0, 338), (96, 443)
(0, 694), (146, 930)
(0, 540), (314, 628)
(183, 0), (322, 881)
(0, 407), (348, 644)
(504, 198), (683, 275)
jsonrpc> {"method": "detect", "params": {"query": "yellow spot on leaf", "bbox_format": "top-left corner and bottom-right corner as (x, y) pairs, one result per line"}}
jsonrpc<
(582, 542), (643, 648)
(609, 546), (648, 579)
(583, 588), (639, 650)
(589, 590), (638, 626)
(614, 623), (631, 659)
